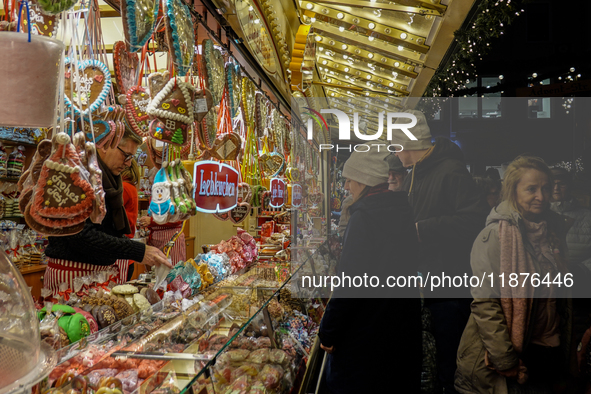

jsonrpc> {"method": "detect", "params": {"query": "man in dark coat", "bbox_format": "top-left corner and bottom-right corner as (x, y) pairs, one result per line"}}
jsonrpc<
(44, 129), (171, 292)
(393, 110), (489, 393)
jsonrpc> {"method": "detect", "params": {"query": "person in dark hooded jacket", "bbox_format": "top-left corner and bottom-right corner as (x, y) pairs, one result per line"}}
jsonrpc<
(319, 145), (421, 393)
(392, 110), (489, 393)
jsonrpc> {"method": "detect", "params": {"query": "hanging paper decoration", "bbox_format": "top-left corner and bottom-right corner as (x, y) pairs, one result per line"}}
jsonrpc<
(63, 58), (112, 117)
(165, 0), (195, 76)
(113, 41), (139, 95)
(120, 0), (159, 52)
(21, 1), (59, 37)
(36, 0), (77, 14)
(147, 72), (195, 146)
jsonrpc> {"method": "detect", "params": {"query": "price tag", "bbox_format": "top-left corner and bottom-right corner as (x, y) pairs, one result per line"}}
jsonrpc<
(194, 98), (208, 114)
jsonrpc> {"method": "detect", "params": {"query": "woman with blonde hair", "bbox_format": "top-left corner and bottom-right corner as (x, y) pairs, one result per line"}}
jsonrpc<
(455, 155), (572, 393)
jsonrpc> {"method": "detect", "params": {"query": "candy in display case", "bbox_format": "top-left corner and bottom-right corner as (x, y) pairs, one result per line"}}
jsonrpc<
(0, 250), (57, 394)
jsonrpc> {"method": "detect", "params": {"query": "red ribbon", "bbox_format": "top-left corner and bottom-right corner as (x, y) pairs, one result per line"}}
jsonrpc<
(10, 247), (19, 257)
(58, 288), (72, 301)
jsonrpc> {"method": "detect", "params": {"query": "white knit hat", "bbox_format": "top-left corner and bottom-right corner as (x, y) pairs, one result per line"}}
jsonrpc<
(342, 145), (389, 186)
(390, 109), (432, 151)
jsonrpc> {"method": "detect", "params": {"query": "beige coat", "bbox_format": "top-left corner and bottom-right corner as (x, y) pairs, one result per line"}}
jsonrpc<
(455, 202), (572, 394)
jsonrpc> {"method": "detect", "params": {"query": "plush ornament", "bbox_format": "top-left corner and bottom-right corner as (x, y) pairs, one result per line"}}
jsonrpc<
(148, 168), (175, 224)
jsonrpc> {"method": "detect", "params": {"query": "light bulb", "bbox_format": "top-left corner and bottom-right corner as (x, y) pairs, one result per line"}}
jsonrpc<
(310, 17), (316, 22)
(368, 36), (375, 41)
(499, 75), (503, 80)
(398, 45), (403, 51)
(315, 36), (322, 42)
(322, 60), (328, 65)
(337, 12), (344, 19)
(367, 53), (374, 59)
(368, 22), (376, 29)
(388, 82), (394, 87)
(394, 62), (400, 67)
(367, 75), (371, 79)
(339, 26), (344, 32)
(306, 3), (313, 9)
(327, 78), (332, 82)
(344, 67), (349, 72)
(341, 44), (348, 50)
(400, 32), (407, 39)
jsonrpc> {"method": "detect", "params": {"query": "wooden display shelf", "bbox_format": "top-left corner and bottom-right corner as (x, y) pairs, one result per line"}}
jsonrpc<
(0, 177), (20, 182)
(19, 264), (47, 300)
(0, 139), (36, 147)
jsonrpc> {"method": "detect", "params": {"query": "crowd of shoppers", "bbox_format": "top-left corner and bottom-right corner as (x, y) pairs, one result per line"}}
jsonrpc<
(319, 110), (591, 394)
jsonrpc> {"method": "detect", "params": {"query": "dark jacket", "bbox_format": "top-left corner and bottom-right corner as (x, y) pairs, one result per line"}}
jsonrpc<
(319, 187), (421, 393)
(403, 137), (489, 297)
(45, 173), (146, 266)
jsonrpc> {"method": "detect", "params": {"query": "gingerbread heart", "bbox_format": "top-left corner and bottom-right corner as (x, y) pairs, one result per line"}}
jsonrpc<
(193, 88), (213, 122)
(31, 133), (94, 224)
(21, 1), (59, 37)
(237, 182), (252, 204)
(164, 0), (195, 76)
(148, 71), (169, 99)
(113, 41), (139, 95)
(230, 202), (251, 224)
(285, 167), (300, 182)
(201, 39), (225, 105)
(64, 58), (112, 116)
(125, 86), (151, 137)
(80, 118), (114, 146)
(213, 211), (230, 221)
(121, 0), (160, 51)
(260, 152), (285, 178)
(209, 132), (242, 161)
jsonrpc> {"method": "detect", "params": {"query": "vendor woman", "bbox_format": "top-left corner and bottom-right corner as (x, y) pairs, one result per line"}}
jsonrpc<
(43, 129), (172, 294)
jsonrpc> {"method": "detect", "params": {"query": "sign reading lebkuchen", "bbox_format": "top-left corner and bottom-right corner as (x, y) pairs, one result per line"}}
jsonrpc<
(291, 183), (302, 208)
(270, 178), (286, 208)
(193, 161), (238, 213)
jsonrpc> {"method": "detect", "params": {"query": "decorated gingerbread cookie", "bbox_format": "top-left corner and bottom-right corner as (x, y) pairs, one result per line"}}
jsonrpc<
(30, 133), (95, 225)
(63, 58), (112, 117)
(146, 72), (195, 146)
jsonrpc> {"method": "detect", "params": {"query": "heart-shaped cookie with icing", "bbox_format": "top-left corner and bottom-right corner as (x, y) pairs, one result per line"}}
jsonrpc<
(79, 118), (114, 146)
(147, 74), (195, 146)
(209, 132), (242, 161)
(30, 133), (94, 225)
(164, 0), (195, 76)
(237, 182), (252, 204)
(64, 58), (112, 116)
(260, 152), (285, 178)
(285, 167), (300, 182)
(21, 1), (59, 37)
(213, 211), (230, 221)
(123, 86), (151, 137)
(230, 202), (251, 224)
(113, 41), (139, 95)
(121, 0), (159, 51)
